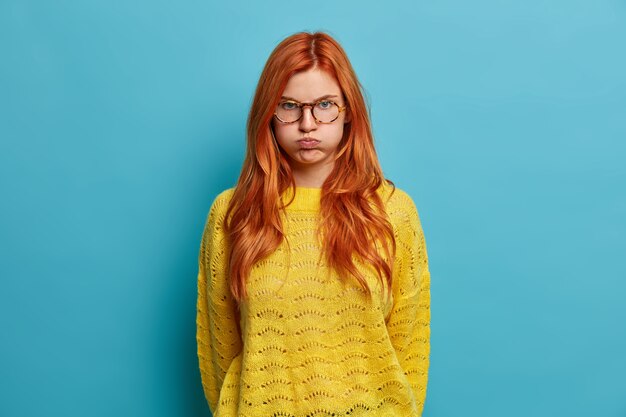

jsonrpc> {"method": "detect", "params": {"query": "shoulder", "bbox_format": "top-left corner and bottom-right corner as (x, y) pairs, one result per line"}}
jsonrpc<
(379, 185), (429, 268)
(379, 182), (420, 222)
(199, 188), (236, 259)
(377, 182), (426, 244)
(204, 187), (236, 231)
(210, 187), (236, 214)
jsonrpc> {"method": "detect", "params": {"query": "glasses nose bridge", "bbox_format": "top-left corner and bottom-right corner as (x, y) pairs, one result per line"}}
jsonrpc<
(298, 102), (318, 123)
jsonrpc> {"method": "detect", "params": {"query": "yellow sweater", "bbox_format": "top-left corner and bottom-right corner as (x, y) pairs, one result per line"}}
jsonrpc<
(196, 183), (431, 416)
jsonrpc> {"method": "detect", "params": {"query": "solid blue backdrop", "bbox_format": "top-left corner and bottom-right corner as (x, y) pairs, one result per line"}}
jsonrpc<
(1, 1), (625, 416)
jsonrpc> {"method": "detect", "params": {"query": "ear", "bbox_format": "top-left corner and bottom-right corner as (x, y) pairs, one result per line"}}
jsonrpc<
(343, 109), (352, 124)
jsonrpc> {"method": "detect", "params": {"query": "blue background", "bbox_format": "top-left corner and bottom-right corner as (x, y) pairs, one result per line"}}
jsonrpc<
(1, 1), (625, 416)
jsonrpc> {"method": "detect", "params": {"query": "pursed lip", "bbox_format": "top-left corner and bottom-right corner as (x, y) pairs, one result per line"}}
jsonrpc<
(297, 138), (320, 149)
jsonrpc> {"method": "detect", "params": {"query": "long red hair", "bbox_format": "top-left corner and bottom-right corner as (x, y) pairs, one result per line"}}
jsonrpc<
(224, 31), (396, 302)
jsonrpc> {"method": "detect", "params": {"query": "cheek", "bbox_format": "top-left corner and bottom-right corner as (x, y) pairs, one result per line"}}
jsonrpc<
(327, 125), (345, 144)
(272, 125), (293, 147)
(272, 129), (297, 155)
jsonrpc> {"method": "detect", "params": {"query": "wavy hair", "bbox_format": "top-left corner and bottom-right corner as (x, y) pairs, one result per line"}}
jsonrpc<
(223, 31), (396, 302)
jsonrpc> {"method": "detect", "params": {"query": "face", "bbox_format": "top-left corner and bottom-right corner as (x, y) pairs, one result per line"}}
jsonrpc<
(271, 68), (350, 174)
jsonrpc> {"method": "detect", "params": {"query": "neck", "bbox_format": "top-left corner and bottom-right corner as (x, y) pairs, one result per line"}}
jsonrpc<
(291, 160), (335, 188)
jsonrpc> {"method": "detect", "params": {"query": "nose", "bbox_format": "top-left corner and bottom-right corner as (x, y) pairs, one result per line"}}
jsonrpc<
(299, 105), (317, 132)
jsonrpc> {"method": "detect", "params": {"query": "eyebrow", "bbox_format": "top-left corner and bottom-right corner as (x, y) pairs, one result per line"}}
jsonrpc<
(280, 94), (339, 102)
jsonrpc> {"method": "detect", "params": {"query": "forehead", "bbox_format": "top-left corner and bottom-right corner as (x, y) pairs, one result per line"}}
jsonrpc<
(282, 68), (343, 101)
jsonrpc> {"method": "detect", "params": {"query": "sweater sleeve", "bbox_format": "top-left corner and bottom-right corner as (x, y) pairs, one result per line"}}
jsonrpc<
(196, 190), (242, 412)
(386, 193), (431, 415)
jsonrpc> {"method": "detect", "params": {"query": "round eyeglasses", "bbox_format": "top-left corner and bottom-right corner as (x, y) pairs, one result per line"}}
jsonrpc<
(274, 99), (347, 124)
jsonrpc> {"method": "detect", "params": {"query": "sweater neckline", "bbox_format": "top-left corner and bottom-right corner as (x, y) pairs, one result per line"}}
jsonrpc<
(280, 186), (321, 212)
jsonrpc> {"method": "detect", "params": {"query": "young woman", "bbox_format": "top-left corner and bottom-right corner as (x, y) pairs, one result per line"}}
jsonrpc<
(196, 31), (431, 416)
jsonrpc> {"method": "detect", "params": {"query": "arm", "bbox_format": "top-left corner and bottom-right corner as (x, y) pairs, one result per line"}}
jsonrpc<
(386, 195), (431, 415)
(196, 191), (242, 412)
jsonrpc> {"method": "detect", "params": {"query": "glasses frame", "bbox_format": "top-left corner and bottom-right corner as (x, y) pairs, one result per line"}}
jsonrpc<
(273, 99), (347, 124)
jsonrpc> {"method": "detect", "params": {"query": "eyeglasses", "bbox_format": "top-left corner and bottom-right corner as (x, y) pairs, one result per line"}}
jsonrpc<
(274, 99), (347, 124)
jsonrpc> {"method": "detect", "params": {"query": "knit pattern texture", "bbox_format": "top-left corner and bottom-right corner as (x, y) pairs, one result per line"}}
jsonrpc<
(196, 184), (430, 416)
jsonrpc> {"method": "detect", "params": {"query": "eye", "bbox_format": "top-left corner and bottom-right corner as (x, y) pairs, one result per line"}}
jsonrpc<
(280, 101), (298, 110)
(317, 100), (332, 109)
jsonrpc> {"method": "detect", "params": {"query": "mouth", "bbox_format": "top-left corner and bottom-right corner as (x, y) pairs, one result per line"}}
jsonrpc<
(297, 139), (320, 149)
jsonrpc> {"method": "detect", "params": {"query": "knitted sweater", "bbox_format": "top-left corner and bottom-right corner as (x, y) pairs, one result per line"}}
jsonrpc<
(196, 183), (431, 416)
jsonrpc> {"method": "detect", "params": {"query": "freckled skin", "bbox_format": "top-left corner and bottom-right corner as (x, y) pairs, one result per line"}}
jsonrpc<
(271, 68), (351, 187)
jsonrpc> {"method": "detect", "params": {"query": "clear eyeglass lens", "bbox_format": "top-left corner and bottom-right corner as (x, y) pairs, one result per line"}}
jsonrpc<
(276, 101), (339, 123)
